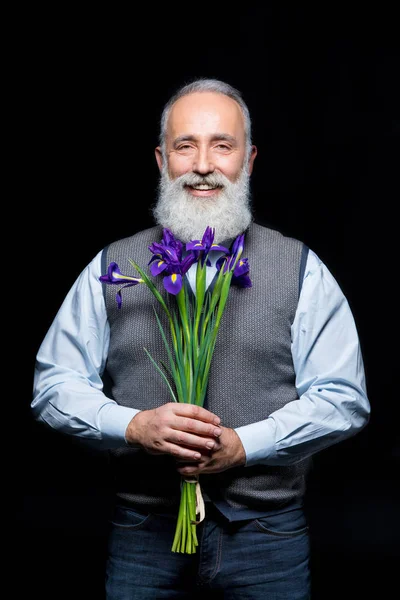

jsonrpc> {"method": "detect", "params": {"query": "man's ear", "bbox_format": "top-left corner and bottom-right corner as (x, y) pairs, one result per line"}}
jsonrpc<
(248, 145), (257, 175)
(155, 147), (163, 173)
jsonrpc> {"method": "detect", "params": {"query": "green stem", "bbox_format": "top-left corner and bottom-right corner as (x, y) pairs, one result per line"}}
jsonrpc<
(181, 482), (187, 553)
(128, 259), (178, 351)
(201, 263), (225, 340)
(194, 260), (206, 351)
(176, 287), (191, 346)
(171, 484), (185, 552)
(187, 482), (198, 548)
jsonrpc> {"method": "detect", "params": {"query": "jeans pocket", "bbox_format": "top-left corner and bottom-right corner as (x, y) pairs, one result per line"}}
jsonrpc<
(254, 508), (309, 537)
(110, 505), (153, 530)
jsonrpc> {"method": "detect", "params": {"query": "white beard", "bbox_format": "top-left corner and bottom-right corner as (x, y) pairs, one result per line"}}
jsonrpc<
(152, 165), (253, 243)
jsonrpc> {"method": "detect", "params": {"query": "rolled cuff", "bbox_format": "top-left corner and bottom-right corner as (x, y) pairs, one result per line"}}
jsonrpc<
(99, 403), (141, 447)
(234, 419), (276, 467)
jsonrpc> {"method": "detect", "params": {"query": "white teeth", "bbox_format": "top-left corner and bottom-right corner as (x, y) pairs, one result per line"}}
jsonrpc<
(192, 184), (216, 190)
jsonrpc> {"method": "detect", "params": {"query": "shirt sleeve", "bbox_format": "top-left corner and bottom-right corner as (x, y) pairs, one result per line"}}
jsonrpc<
(31, 250), (139, 449)
(235, 248), (371, 466)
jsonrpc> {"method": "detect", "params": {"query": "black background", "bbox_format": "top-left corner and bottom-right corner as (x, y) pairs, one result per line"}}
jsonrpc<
(16, 5), (398, 599)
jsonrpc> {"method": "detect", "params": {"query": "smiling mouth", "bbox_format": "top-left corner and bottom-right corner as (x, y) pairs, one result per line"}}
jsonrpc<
(187, 184), (221, 190)
(185, 184), (223, 196)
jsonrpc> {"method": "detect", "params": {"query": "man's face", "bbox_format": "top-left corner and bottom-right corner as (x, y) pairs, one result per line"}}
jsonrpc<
(153, 91), (257, 243)
(156, 92), (256, 196)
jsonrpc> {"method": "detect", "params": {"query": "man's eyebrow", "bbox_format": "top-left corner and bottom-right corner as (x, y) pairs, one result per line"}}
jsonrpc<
(172, 133), (238, 146)
(212, 133), (237, 144)
(172, 135), (196, 146)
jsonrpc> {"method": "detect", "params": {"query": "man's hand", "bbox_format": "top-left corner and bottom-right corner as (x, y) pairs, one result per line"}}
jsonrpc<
(176, 426), (246, 476)
(125, 403), (222, 461)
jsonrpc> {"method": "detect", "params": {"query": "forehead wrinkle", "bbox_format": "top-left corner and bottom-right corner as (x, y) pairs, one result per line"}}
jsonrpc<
(167, 94), (245, 136)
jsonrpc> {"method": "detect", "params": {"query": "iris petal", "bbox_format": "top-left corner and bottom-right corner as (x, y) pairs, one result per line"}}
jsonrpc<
(99, 262), (142, 285)
(163, 273), (182, 295)
(186, 240), (203, 251)
(150, 260), (168, 276)
(115, 282), (140, 309)
(233, 273), (252, 288)
(234, 258), (249, 277)
(211, 243), (229, 252)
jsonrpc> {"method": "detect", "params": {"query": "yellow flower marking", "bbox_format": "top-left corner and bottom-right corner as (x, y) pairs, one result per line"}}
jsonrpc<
(113, 272), (137, 281)
(171, 274), (177, 283)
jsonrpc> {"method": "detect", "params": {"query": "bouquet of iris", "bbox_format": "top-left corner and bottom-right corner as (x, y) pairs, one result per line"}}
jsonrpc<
(100, 226), (251, 553)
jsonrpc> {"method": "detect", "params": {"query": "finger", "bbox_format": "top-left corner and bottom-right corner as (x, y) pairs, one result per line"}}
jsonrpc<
(173, 416), (222, 440)
(162, 443), (203, 461)
(175, 448), (213, 463)
(173, 403), (221, 426)
(176, 455), (211, 473)
(171, 431), (219, 450)
(177, 463), (202, 476)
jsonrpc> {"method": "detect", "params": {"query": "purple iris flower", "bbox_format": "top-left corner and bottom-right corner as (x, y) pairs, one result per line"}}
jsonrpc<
(149, 257), (169, 276)
(222, 233), (245, 272)
(230, 233), (245, 264)
(148, 229), (183, 267)
(99, 262), (143, 309)
(215, 234), (251, 288)
(147, 228), (196, 295)
(163, 270), (183, 295)
(148, 228), (183, 274)
(159, 254), (196, 295)
(186, 226), (229, 266)
(153, 250), (196, 295)
(232, 257), (252, 288)
(161, 227), (183, 255)
(148, 242), (180, 270)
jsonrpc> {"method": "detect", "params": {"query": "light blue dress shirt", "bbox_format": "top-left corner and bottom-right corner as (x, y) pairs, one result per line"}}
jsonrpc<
(32, 246), (370, 466)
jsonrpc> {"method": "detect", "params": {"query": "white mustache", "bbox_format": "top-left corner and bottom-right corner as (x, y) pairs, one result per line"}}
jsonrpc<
(176, 172), (228, 188)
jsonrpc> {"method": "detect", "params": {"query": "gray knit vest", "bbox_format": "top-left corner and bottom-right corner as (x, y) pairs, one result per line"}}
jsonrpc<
(102, 222), (311, 512)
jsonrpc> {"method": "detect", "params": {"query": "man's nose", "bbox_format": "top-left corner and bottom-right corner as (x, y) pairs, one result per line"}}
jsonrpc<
(192, 148), (215, 175)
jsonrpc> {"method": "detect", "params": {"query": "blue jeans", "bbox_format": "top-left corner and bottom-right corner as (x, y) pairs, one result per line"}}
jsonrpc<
(105, 501), (310, 599)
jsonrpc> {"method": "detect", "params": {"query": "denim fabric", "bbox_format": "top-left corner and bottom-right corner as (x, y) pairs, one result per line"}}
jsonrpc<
(105, 502), (310, 599)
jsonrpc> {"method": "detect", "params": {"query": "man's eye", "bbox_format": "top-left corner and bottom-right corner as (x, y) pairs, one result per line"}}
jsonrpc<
(216, 144), (230, 150)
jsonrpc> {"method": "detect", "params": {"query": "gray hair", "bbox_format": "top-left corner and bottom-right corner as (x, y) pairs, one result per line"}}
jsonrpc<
(159, 78), (253, 160)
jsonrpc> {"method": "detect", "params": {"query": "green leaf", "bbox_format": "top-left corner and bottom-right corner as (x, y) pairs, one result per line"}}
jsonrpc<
(143, 347), (177, 402)
(128, 259), (171, 319)
(152, 307), (183, 402)
(172, 310), (189, 402)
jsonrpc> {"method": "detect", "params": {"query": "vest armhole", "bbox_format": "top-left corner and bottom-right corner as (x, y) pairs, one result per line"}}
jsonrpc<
(298, 244), (309, 298)
(100, 245), (110, 305)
